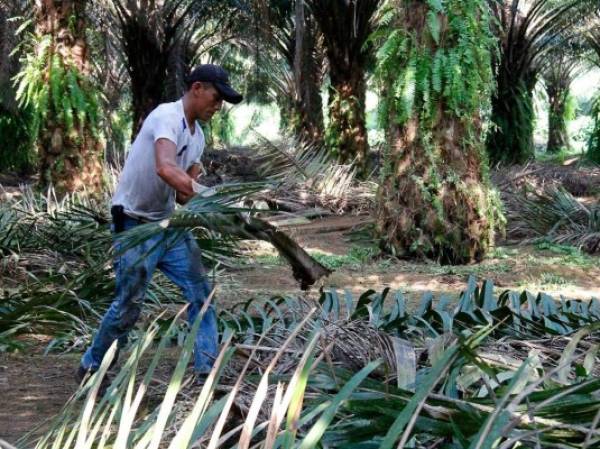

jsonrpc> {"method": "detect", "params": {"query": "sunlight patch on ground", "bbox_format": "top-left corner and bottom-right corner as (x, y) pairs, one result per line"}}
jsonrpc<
(230, 239), (600, 303)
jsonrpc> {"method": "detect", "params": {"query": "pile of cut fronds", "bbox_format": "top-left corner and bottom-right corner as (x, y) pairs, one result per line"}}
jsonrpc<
(492, 162), (600, 198)
(251, 133), (374, 214)
(19, 277), (600, 449)
(509, 185), (600, 253)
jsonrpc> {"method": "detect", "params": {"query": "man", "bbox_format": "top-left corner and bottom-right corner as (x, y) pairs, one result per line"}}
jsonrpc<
(77, 64), (243, 383)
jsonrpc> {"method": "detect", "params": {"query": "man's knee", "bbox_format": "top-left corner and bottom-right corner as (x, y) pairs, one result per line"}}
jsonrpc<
(108, 294), (143, 333)
(117, 306), (141, 332)
(113, 265), (148, 330)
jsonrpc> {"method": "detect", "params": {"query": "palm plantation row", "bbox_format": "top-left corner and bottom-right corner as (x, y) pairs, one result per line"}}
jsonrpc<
(1, 0), (599, 262)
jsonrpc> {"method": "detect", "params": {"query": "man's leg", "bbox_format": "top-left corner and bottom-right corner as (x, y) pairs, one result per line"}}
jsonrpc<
(158, 231), (218, 374)
(80, 225), (162, 372)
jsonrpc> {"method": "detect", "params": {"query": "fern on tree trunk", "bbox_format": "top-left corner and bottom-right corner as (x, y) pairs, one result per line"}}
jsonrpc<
(375, 0), (502, 265)
(16, 0), (103, 195)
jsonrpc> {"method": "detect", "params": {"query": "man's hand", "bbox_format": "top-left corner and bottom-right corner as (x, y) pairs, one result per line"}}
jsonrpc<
(175, 190), (194, 204)
(178, 162), (204, 204)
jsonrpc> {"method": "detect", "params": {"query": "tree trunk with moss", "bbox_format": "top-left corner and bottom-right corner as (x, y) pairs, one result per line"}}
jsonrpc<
(309, 0), (379, 174)
(546, 85), (570, 154)
(375, 0), (501, 265)
(543, 57), (577, 154)
(33, 0), (103, 194)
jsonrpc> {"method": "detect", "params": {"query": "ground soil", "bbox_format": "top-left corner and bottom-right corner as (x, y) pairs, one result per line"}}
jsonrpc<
(218, 215), (600, 303)
(0, 340), (78, 445)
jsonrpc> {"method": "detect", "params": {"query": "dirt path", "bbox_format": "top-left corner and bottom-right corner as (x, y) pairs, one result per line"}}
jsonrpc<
(0, 346), (78, 445)
(220, 215), (600, 302)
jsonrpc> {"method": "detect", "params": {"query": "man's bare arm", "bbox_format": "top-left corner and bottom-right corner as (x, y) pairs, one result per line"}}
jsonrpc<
(155, 138), (194, 198)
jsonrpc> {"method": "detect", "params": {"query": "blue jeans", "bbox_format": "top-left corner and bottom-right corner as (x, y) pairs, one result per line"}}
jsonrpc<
(81, 216), (218, 373)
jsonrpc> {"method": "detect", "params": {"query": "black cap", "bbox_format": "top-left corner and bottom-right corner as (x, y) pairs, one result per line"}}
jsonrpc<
(184, 64), (243, 104)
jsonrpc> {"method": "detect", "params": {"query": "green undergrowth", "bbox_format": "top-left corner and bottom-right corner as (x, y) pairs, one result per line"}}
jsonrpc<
(538, 272), (570, 287)
(310, 246), (382, 269)
(418, 259), (513, 277)
(536, 148), (582, 165)
(532, 241), (599, 268)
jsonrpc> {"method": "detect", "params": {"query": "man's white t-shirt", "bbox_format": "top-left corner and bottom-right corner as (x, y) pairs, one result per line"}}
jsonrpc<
(112, 99), (205, 221)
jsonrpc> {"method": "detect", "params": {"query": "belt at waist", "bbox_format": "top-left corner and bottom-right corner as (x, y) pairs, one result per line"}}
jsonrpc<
(111, 205), (154, 232)
(123, 213), (152, 223)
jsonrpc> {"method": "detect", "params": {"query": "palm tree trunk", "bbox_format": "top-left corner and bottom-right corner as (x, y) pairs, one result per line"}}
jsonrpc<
(0, 4), (16, 110)
(326, 65), (369, 170)
(543, 62), (575, 154)
(34, 0), (103, 194)
(375, 0), (499, 264)
(546, 88), (570, 154)
(309, 0), (379, 175)
(126, 31), (170, 136)
(588, 99), (600, 164)
(487, 76), (536, 165)
(111, 4), (180, 136)
(293, 1), (323, 143)
(0, 1), (37, 174)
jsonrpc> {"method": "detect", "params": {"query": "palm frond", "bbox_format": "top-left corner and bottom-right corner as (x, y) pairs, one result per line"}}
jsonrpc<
(118, 182), (332, 290)
(0, 185), (241, 349)
(22, 277), (600, 448)
(252, 133), (357, 199)
(513, 185), (600, 253)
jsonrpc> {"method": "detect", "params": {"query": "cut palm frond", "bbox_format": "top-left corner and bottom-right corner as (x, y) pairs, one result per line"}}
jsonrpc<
(119, 182), (332, 290)
(250, 133), (360, 213)
(0, 180), (333, 353)
(22, 278), (600, 449)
